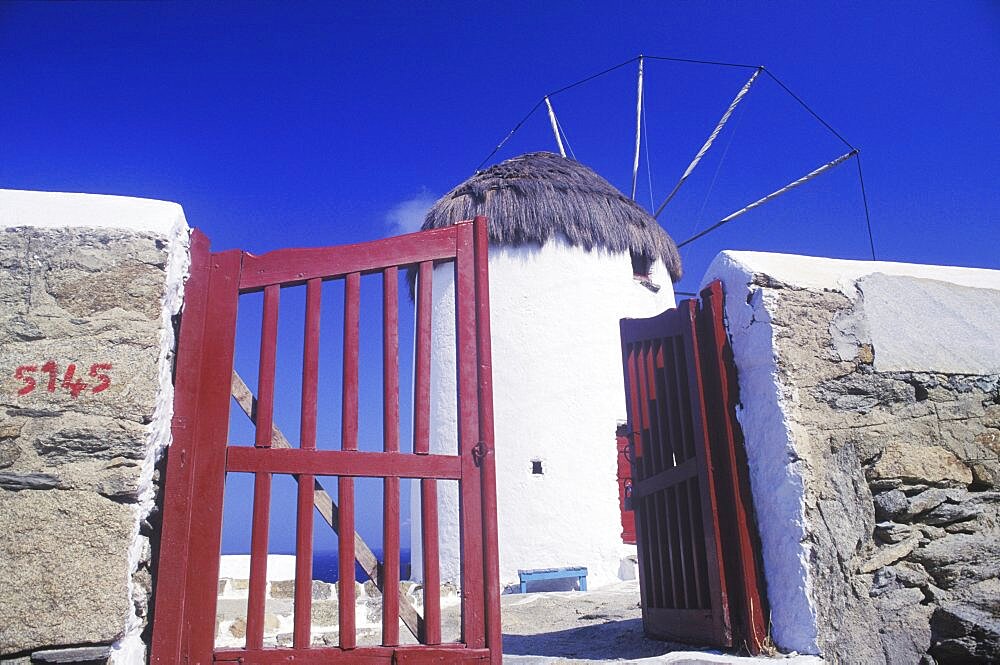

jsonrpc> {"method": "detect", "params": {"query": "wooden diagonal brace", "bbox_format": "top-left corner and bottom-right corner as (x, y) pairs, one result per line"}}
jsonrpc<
(231, 371), (424, 640)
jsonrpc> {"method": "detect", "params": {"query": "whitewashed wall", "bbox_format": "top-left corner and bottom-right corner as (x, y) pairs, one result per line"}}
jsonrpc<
(0, 189), (189, 663)
(701, 250), (1000, 658)
(410, 236), (675, 589)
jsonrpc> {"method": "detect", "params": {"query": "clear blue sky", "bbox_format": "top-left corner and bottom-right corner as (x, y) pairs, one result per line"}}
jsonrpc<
(3, 2), (997, 557)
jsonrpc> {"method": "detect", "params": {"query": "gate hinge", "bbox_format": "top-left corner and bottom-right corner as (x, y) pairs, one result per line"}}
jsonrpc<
(472, 440), (487, 467)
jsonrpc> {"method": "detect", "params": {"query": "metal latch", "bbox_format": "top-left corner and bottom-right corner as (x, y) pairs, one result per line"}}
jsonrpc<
(472, 440), (487, 467)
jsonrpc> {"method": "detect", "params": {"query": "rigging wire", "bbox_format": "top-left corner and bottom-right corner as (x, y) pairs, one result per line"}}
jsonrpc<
(855, 153), (877, 260)
(642, 87), (655, 211)
(475, 56), (639, 171)
(686, 99), (746, 243)
(644, 55), (759, 70)
(654, 67), (762, 219)
(555, 114), (576, 160)
(677, 149), (858, 249)
(472, 54), (875, 258)
(762, 68), (854, 150)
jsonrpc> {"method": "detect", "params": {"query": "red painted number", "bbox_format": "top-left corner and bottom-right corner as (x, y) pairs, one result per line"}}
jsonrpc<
(12, 361), (112, 398)
(41, 360), (58, 392)
(89, 363), (113, 394)
(61, 364), (88, 398)
(15, 365), (37, 396)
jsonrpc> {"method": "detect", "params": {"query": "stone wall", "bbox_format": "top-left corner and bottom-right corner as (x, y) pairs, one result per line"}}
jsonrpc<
(704, 252), (1000, 664)
(0, 190), (189, 663)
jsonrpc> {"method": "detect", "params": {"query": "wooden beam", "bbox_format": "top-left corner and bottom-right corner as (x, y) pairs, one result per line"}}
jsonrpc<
(230, 371), (424, 640)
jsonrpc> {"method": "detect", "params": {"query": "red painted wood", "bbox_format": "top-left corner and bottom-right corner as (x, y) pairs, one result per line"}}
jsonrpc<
(246, 472), (272, 649)
(294, 472), (315, 648)
(420, 478), (442, 645)
(616, 431), (636, 545)
(394, 646), (493, 663)
(383, 267), (400, 455)
(300, 278), (322, 452)
(247, 284), (279, 649)
(382, 267), (401, 646)
(239, 225), (461, 290)
(340, 272), (359, 649)
(156, 222), (501, 663)
(342, 272), (360, 452)
(698, 281), (769, 653)
(214, 645), (491, 664)
(149, 229), (212, 664)
(636, 341), (670, 608)
(226, 448), (462, 478)
(256, 284), (280, 448)
(413, 261), (432, 455)
(339, 472), (356, 649)
(473, 216), (503, 664)
(620, 295), (737, 647)
(183, 248), (243, 660)
(214, 647), (393, 664)
(293, 278), (322, 647)
(455, 222), (485, 648)
(681, 299), (731, 640)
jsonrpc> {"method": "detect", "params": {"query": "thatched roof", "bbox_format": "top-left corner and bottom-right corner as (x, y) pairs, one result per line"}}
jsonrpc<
(422, 151), (682, 282)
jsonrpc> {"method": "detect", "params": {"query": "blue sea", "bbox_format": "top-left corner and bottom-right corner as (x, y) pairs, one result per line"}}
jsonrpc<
(310, 549), (412, 583)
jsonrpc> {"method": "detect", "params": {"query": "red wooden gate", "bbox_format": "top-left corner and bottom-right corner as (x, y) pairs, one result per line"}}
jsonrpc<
(151, 217), (501, 664)
(620, 281), (768, 654)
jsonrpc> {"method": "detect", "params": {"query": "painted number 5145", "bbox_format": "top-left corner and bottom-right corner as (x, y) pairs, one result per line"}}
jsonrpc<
(14, 362), (113, 398)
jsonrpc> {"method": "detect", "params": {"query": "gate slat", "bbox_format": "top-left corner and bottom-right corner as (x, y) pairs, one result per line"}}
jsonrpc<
(698, 283), (769, 652)
(640, 342), (662, 476)
(623, 344), (653, 613)
(149, 230), (212, 664)
(383, 267), (401, 646)
(456, 223), (485, 648)
(638, 343), (669, 609)
(668, 485), (691, 609)
(184, 249), (242, 658)
(681, 299), (731, 642)
(416, 259), (442, 644)
(340, 272), (360, 650)
(473, 215), (503, 665)
(672, 326), (697, 462)
(413, 261), (433, 455)
(294, 278), (322, 648)
(247, 284), (279, 649)
(420, 478), (442, 644)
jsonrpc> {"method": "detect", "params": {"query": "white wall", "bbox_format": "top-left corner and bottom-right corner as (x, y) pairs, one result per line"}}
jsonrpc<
(699, 250), (1000, 655)
(0, 189), (190, 663)
(411, 236), (675, 589)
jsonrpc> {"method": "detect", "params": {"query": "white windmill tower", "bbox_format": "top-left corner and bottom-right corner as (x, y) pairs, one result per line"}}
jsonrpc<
(409, 151), (682, 589)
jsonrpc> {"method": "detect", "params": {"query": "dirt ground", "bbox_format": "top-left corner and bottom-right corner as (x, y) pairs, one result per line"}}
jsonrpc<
(498, 580), (824, 664)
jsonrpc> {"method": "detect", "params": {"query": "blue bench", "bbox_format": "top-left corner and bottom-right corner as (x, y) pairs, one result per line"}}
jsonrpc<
(517, 566), (588, 593)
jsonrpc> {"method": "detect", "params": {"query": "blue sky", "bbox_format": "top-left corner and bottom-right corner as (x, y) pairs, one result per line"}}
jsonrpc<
(3, 2), (997, 556)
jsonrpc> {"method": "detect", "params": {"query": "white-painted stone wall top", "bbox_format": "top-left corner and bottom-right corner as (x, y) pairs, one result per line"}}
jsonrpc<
(0, 188), (187, 235)
(702, 250), (1000, 294)
(703, 250), (1000, 375)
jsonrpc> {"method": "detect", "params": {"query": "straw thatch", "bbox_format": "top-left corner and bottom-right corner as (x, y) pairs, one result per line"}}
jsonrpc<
(422, 151), (682, 281)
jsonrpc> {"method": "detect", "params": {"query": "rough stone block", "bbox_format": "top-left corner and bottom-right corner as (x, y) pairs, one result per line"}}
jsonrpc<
(311, 599), (339, 627)
(870, 444), (973, 486)
(0, 489), (132, 654)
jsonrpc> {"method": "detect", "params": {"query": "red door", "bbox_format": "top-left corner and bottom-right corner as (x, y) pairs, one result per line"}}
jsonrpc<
(151, 218), (501, 664)
(620, 281), (767, 653)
